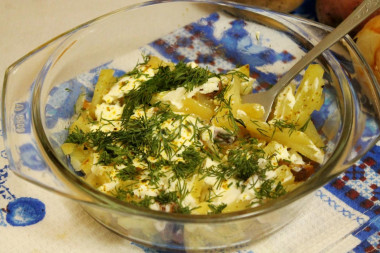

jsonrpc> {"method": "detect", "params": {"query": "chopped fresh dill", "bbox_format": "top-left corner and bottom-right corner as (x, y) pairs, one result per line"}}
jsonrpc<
(271, 119), (298, 137)
(172, 145), (205, 179)
(212, 94), (242, 135)
(208, 137), (267, 188)
(113, 187), (134, 201)
(122, 61), (218, 124)
(228, 69), (249, 82)
(255, 180), (286, 200)
(116, 165), (139, 181)
(250, 120), (270, 138)
(154, 191), (178, 205)
(206, 187), (224, 202)
(64, 127), (87, 144)
(299, 118), (311, 132)
(131, 196), (154, 208)
(208, 203), (227, 214)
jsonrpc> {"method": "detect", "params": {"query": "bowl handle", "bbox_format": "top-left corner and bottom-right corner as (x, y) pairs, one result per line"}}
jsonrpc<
(1, 35), (99, 204)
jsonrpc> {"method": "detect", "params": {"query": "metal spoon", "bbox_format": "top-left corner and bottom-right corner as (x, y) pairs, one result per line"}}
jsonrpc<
(242, 0), (380, 121)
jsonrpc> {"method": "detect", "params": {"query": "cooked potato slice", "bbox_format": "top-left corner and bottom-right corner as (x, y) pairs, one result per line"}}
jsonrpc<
(69, 112), (91, 133)
(70, 145), (91, 171)
(224, 76), (242, 114)
(191, 177), (210, 203)
(237, 103), (265, 120)
(212, 107), (236, 131)
(301, 120), (325, 148)
(271, 64), (325, 148)
(233, 64), (249, 77)
(212, 71), (244, 130)
(191, 202), (210, 215)
(272, 64), (324, 126)
(272, 83), (296, 121)
(80, 153), (94, 175)
(146, 55), (174, 70)
(89, 69), (116, 119)
(74, 92), (86, 114)
(292, 64), (324, 126)
(61, 143), (77, 155)
(153, 93), (215, 121)
(178, 98), (215, 121)
(227, 64), (253, 95)
(275, 165), (300, 191)
(240, 115), (324, 163)
(222, 199), (251, 213)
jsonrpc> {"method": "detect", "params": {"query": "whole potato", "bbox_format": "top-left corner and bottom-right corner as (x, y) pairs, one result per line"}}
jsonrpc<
(233, 0), (304, 13)
(356, 15), (380, 83)
(316, 0), (380, 30)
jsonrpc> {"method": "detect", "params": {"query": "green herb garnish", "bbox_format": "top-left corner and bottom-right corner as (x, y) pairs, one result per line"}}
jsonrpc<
(116, 165), (139, 181)
(172, 145), (205, 179)
(208, 203), (227, 214)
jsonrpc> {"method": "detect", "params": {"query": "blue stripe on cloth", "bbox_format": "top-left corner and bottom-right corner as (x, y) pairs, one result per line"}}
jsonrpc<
(315, 189), (367, 226)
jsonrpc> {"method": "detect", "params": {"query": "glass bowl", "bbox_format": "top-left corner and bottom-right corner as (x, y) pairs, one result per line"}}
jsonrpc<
(2, 0), (380, 251)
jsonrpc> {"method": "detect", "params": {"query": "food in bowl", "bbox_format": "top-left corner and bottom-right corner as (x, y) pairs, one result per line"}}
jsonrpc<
(61, 55), (325, 214)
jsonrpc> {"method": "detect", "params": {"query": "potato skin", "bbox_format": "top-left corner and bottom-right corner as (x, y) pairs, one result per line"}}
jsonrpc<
(316, 0), (380, 31)
(356, 15), (380, 84)
(316, 0), (362, 27)
(233, 0), (304, 13)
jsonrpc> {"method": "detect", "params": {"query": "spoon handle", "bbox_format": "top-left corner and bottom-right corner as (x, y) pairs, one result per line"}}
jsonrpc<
(272, 0), (380, 94)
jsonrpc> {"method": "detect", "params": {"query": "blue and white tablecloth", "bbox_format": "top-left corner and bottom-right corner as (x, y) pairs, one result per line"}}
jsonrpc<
(1, 0), (379, 252)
